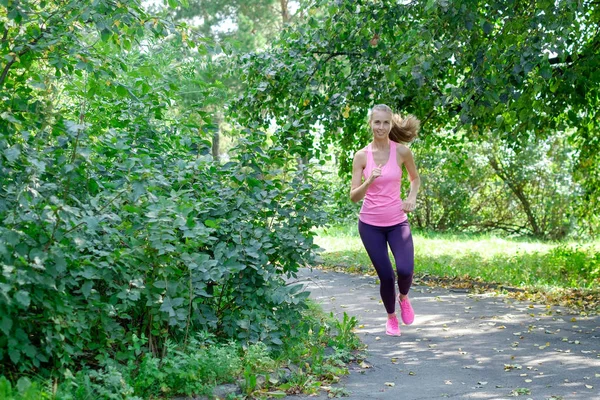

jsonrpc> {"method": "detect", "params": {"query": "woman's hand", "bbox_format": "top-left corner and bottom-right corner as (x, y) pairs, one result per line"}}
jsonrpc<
(402, 199), (417, 213)
(368, 164), (383, 183)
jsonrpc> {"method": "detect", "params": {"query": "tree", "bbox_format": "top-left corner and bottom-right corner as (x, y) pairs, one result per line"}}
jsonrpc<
(231, 0), (600, 236)
(169, 0), (303, 162)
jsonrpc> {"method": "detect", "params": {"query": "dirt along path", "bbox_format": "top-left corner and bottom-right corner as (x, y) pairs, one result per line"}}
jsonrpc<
(292, 267), (600, 400)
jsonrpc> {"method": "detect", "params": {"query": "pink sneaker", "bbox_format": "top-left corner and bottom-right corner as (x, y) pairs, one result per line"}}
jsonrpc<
(386, 315), (401, 336)
(398, 294), (415, 325)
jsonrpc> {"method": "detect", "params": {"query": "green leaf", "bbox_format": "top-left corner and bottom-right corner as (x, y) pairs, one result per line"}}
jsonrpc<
(0, 316), (12, 336)
(3, 146), (20, 163)
(14, 291), (30, 308)
(100, 28), (112, 42)
(8, 348), (20, 364)
(81, 281), (93, 298)
(116, 84), (128, 97)
(16, 377), (33, 394)
(160, 297), (176, 317)
(204, 219), (217, 228)
(270, 337), (283, 345)
(482, 21), (493, 35)
(153, 281), (167, 289)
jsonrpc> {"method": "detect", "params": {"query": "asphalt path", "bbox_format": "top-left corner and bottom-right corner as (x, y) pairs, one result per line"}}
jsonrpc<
(293, 267), (600, 400)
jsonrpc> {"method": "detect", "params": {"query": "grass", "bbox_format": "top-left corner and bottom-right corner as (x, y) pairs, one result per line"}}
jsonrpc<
(314, 224), (600, 312)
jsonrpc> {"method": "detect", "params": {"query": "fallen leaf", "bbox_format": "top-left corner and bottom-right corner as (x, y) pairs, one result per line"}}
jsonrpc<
(504, 364), (523, 371)
(408, 371), (416, 376)
(358, 324), (365, 328)
(510, 387), (531, 396)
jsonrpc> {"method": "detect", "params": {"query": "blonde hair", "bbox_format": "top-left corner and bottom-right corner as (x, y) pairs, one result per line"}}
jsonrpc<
(369, 104), (420, 143)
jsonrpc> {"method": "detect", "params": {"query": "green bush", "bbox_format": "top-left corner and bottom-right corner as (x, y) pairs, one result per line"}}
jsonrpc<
(0, 123), (328, 376)
(0, 377), (52, 400)
(547, 245), (600, 287)
(0, 302), (364, 399)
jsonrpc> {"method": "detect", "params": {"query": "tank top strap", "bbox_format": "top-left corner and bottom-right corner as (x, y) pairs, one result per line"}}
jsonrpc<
(389, 141), (397, 165)
(365, 144), (374, 171)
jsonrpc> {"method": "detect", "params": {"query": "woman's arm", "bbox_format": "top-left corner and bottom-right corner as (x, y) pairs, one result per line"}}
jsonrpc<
(350, 150), (380, 203)
(398, 145), (420, 212)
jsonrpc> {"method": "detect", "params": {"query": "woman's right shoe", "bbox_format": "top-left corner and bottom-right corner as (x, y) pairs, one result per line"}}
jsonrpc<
(386, 315), (402, 336)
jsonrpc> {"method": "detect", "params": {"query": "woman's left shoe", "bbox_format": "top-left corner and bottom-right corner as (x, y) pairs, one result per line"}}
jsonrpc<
(398, 294), (415, 325)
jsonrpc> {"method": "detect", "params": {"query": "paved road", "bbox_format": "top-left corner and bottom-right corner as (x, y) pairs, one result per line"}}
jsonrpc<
(293, 267), (600, 400)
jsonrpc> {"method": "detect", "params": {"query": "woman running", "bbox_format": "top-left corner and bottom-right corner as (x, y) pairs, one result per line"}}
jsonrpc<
(349, 104), (421, 336)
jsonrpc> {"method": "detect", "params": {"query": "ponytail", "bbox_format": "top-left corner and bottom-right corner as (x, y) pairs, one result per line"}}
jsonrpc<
(389, 113), (419, 143)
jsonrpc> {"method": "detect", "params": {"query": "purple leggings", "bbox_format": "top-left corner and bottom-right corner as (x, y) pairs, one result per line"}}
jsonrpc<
(358, 219), (414, 314)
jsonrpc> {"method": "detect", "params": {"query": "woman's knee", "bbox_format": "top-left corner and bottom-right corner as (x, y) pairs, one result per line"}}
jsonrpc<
(396, 265), (414, 278)
(379, 274), (396, 286)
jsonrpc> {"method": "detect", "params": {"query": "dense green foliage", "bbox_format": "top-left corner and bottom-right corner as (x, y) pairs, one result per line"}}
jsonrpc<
(0, 304), (362, 399)
(174, 0), (295, 52)
(233, 0), (600, 238)
(0, 0), (327, 382)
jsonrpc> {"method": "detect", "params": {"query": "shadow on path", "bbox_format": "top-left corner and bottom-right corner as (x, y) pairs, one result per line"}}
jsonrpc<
(291, 268), (600, 400)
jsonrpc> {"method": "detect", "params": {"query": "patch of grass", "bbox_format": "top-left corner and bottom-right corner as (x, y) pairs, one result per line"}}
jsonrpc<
(314, 224), (600, 312)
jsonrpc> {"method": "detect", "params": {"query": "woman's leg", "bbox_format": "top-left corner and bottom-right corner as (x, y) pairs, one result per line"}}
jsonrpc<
(387, 220), (414, 295)
(358, 220), (396, 314)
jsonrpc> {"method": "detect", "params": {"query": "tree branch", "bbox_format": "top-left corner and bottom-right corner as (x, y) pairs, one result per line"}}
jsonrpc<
(311, 50), (362, 57)
(0, 29), (46, 88)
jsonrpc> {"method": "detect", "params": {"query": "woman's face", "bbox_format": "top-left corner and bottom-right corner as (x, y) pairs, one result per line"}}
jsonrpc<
(370, 110), (392, 139)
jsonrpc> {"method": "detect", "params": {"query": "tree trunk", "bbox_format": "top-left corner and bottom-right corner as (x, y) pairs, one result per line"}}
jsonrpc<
(488, 156), (542, 237)
(280, 0), (290, 23)
(212, 112), (222, 162)
(212, 131), (220, 161)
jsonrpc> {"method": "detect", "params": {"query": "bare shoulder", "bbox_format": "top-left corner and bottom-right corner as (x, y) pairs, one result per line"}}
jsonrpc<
(353, 148), (367, 167)
(396, 143), (413, 159)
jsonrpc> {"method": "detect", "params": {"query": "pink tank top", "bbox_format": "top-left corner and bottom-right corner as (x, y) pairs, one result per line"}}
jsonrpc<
(359, 141), (408, 227)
